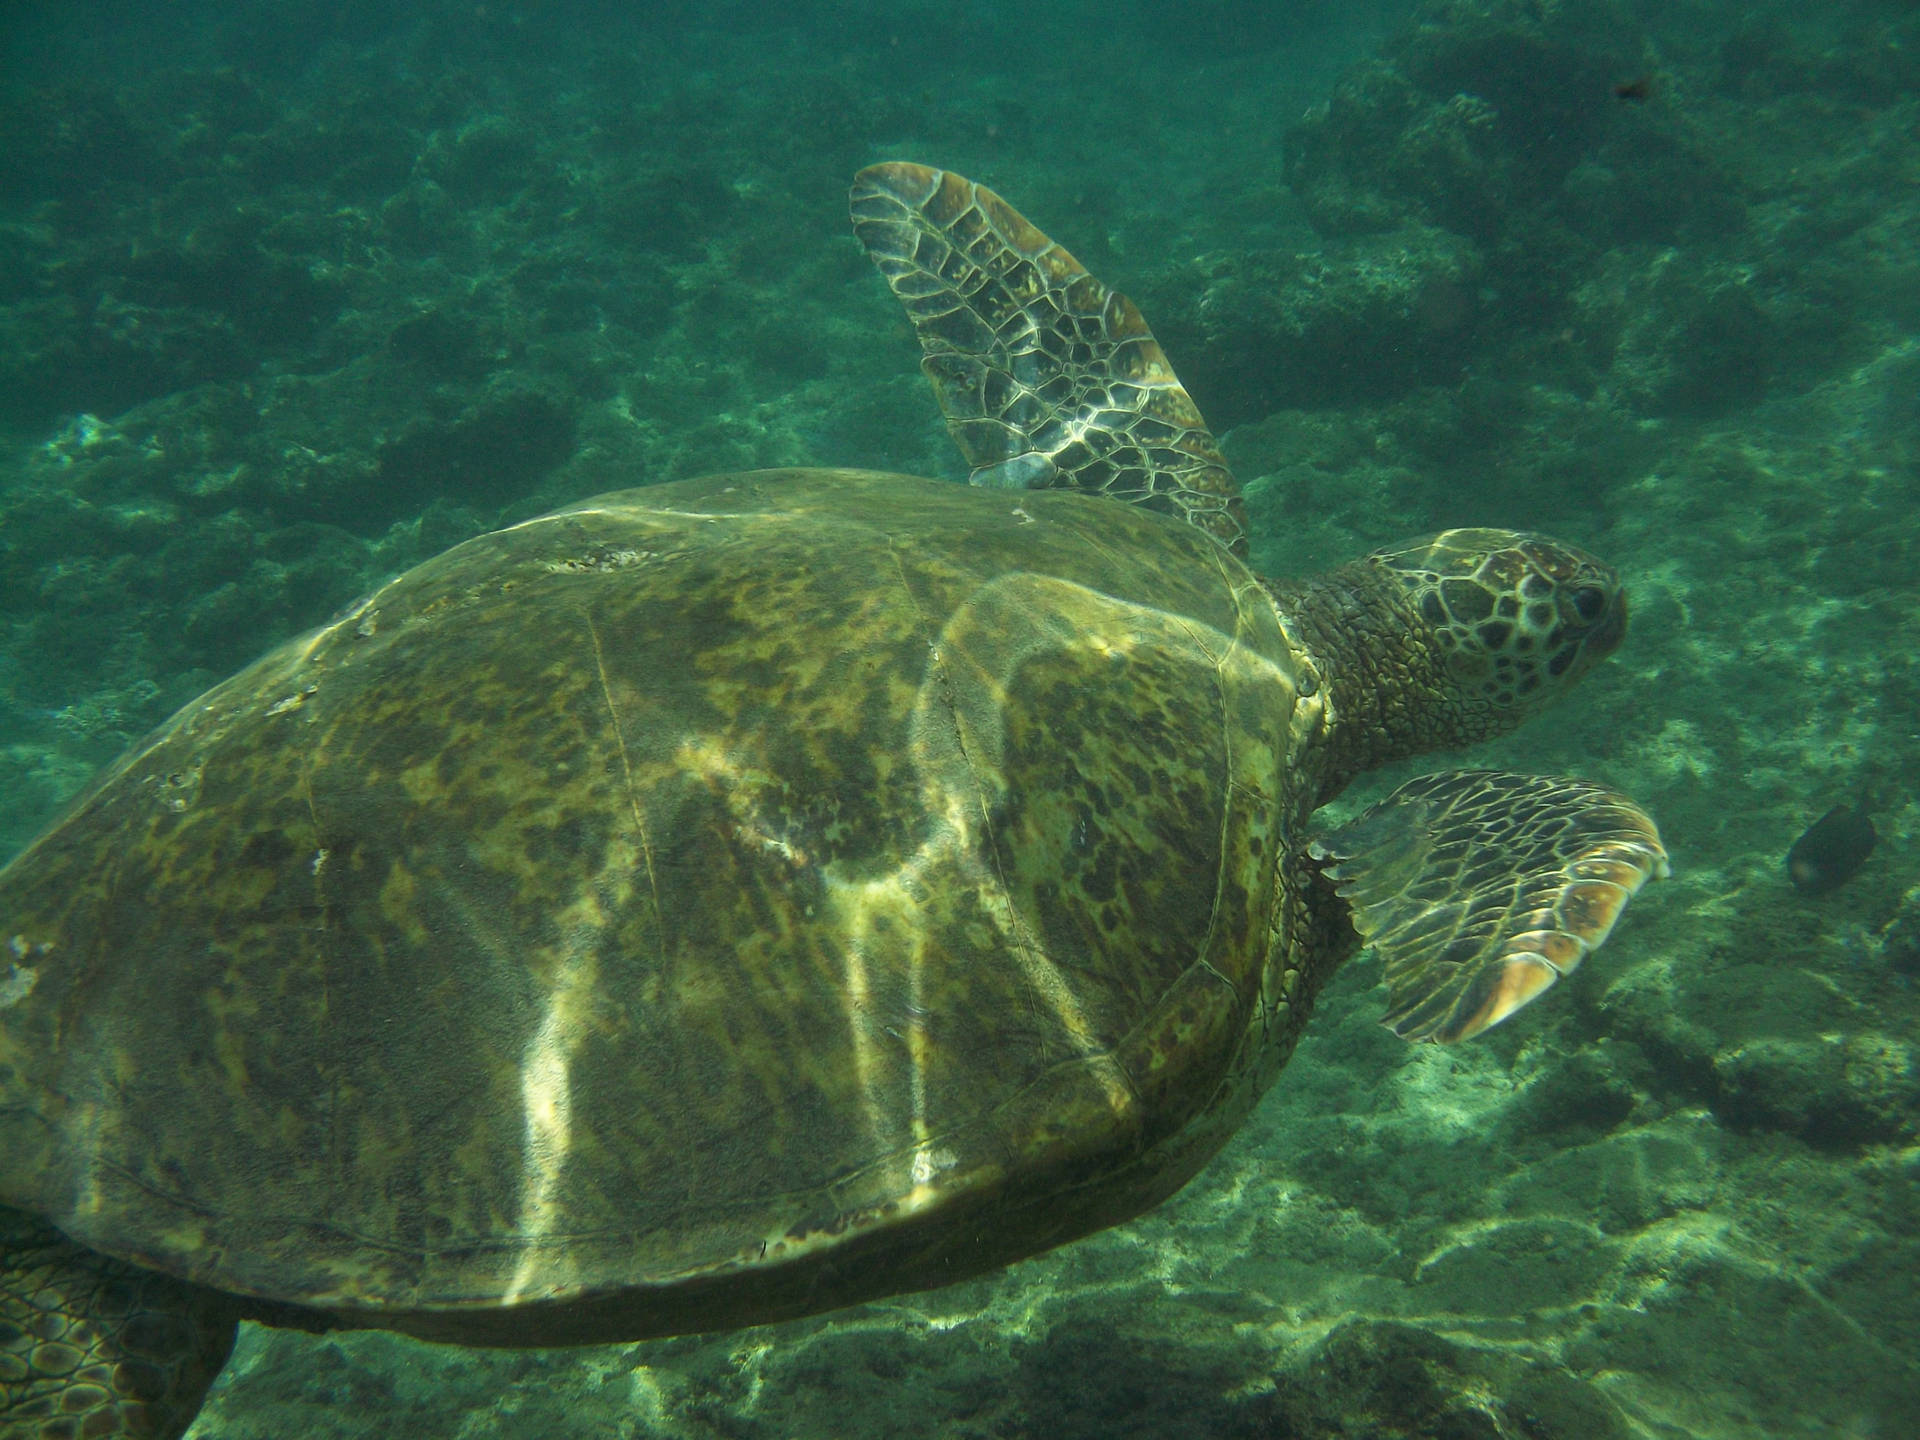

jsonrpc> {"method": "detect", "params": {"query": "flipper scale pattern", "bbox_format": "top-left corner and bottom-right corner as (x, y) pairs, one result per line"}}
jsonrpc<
(852, 162), (1247, 555)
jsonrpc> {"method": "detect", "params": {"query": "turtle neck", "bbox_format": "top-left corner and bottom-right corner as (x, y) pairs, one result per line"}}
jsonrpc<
(1260, 557), (1488, 802)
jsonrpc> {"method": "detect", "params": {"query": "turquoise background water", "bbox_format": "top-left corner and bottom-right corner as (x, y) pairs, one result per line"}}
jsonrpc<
(2, 1), (1916, 1435)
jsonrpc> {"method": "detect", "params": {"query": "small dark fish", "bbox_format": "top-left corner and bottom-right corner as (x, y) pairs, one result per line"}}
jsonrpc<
(1613, 75), (1655, 103)
(1787, 803), (1877, 894)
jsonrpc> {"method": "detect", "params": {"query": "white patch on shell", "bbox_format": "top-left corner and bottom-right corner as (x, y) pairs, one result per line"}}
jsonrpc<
(499, 851), (634, 1304)
(2, 935), (48, 1009)
(541, 548), (654, 574)
(504, 980), (581, 1304)
(264, 684), (319, 717)
(0, 960), (37, 1009)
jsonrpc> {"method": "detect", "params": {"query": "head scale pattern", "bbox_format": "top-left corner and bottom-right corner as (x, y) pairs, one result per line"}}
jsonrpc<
(1374, 528), (1627, 712)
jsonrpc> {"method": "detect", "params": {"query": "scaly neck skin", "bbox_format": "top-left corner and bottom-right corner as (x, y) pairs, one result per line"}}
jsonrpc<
(1264, 558), (1470, 804)
(1261, 527), (1628, 807)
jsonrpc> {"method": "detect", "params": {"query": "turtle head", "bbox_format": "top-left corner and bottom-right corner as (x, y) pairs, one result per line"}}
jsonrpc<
(1281, 527), (1628, 794)
(1377, 527), (1626, 731)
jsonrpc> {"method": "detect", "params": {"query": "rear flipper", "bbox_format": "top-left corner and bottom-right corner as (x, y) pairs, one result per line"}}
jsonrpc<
(1311, 770), (1668, 1043)
(1, 1205), (238, 1440)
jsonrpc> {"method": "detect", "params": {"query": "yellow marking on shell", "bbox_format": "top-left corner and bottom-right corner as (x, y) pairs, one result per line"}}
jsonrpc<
(504, 504), (765, 534)
(263, 685), (318, 716)
(502, 833), (639, 1302)
(586, 609), (664, 952)
(911, 628), (1131, 1124)
(503, 961), (587, 1305)
(672, 728), (951, 1191)
(736, 564), (1302, 1264)
(832, 876), (882, 1154)
(674, 736), (809, 865)
(399, 757), (443, 806)
(820, 858), (960, 1194)
(672, 723), (911, 1172)
(1174, 557), (1279, 985)
(377, 862), (427, 949)
(909, 571), (1304, 1136)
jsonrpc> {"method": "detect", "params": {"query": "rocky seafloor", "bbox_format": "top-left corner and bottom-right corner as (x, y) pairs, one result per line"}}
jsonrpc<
(2, 0), (1916, 1436)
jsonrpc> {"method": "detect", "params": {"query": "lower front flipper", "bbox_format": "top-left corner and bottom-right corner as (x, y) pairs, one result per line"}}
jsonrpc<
(1, 1205), (240, 1440)
(1311, 769), (1669, 1043)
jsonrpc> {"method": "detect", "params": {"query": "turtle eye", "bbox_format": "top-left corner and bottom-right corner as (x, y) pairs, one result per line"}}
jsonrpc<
(1567, 585), (1608, 625)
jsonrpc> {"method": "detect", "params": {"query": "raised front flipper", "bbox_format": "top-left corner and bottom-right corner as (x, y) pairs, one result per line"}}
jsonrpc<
(849, 161), (1247, 555)
(1, 1207), (238, 1440)
(1310, 770), (1668, 1043)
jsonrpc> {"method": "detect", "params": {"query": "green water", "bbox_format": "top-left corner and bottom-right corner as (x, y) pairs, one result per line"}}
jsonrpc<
(1, 1), (1915, 1435)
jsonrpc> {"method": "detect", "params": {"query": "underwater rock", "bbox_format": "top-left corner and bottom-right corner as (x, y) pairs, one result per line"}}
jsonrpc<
(1502, 1040), (1651, 1140)
(1274, 0), (1770, 422)
(1575, 252), (1832, 418)
(1152, 221), (1485, 417)
(1253, 1320), (1633, 1440)
(1282, 0), (1661, 244)
(1713, 1033), (1919, 1147)
(1879, 888), (1920, 976)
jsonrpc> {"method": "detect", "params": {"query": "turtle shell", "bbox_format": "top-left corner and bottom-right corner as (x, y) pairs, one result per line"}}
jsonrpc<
(0, 469), (1323, 1343)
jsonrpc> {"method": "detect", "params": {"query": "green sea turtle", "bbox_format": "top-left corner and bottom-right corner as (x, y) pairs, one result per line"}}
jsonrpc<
(0, 163), (1666, 1437)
